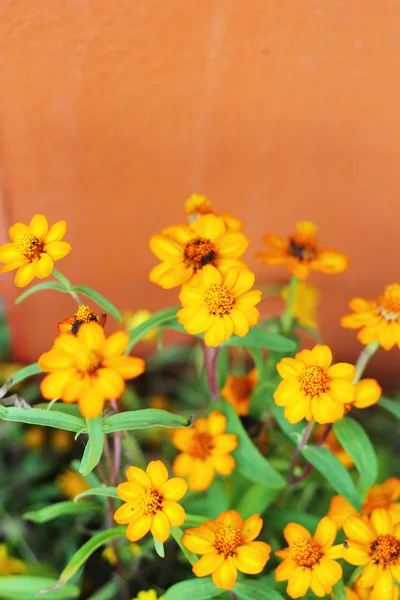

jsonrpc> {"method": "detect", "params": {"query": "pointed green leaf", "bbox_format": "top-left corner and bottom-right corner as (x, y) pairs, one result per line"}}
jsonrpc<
(15, 281), (69, 304)
(223, 328), (296, 352)
(125, 307), (179, 353)
(164, 577), (223, 600)
(24, 501), (100, 523)
(102, 408), (192, 434)
(234, 580), (285, 600)
(0, 577), (79, 599)
(153, 537), (165, 558)
(301, 444), (361, 510)
(334, 417), (377, 499)
(236, 483), (281, 519)
(332, 579), (347, 600)
(79, 416), (104, 476)
(170, 526), (198, 566)
(70, 285), (122, 322)
(379, 396), (400, 420)
(0, 404), (85, 432)
(86, 579), (120, 600)
(73, 487), (119, 502)
(0, 362), (43, 391)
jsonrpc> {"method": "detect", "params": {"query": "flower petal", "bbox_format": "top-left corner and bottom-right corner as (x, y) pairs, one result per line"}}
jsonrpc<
(8, 222), (29, 241)
(373, 569), (396, 600)
(95, 368), (125, 398)
(343, 516), (376, 544)
(217, 510), (243, 529)
(188, 459), (214, 491)
(313, 517), (337, 550)
(229, 309), (250, 337)
(126, 512), (151, 542)
(193, 550), (224, 576)
(286, 567), (311, 598)
(327, 363), (356, 381)
(210, 453), (236, 476)
(14, 263), (35, 287)
(102, 355), (145, 379)
(370, 508), (394, 535)
(40, 369), (76, 400)
(182, 529), (215, 554)
(310, 345), (333, 369)
(149, 235), (183, 262)
(276, 358), (304, 380)
(359, 562), (384, 587)
(342, 540), (370, 566)
(103, 331), (129, 357)
(116, 482), (143, 503)
(161, 501), (185, 526)
(328, 379), (356, 404)
(77, 322), (105, 351)
(33, 253), (54, 278)
(44, 241), (71, 261)
(207, 411), (227, 435)
(241, 514), (263, 543)
(212, 556), (237, 590)
(283, 523), (311, 545)
(78, 386), (105, 419)
(233, 544), (269, 574)
(44, 221), (67, 244)
(172, 452), (193, 476)
(274, 559), (296, 582)
(29, 214), (48, 239)
(146, 460), (169, 489)
(126, 466), (151, 488)
(150, 509), (171, 543)
(113, 503), (135, 524)
(159, 477), (188, 501)
(354, 378), (382, 408)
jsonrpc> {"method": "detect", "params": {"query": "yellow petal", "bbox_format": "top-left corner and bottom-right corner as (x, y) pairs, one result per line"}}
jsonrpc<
(172, 452), (193, 476)
(38, 349), (75, 370)
(207, 410), (227, 435)
(146, 460), (169, 489)
(313, 517), (337, 550)
(327, 494), (357, 529)
(309, 570), (326, 597)
(274, 559), (296, 582)
(382, 477), (400, 501)
(233, 544), (268, 574)
(309, 345), (333, 369)
(373, 569), (396, 600)
(214, 231), (249, 259)
(273, 381), (301, 406)
(14, 263), (35, 287)
(188, 460), (214, 491)
(44, 241), (71, 261)
(78, 386), (105, 419)
(116, 482), (143, 503)
(217, 510), (243, 529)
(113, 503), (135, 524)
(172, 428), (193, 452)
(102, 355), (145, 380)
(190, 214), (226, 241)
(276, 358), (304, 380)
(8, 222), (29, 241)
(199, 264), (222, 286)
(228, 268), (255, 296)
(126, 512), (151, 542)
(370, 508), (394, 535)
(182, 529), (215, 554)
(342, 540), (370, 565)
(354, 378), (382, 409)
(62, 373), (89, 402)
(103, 331), (129, 357)
(311, 393), (344, 424)
(324, 544), (344, 559)
(314, 557), (342, 585)
(210, 454), (235, 476)
(328, 379), (356, 404)
(95, 368), (125, 398)
(313, 250), (348, 274)
(241, 514), (263, 543)
(126, 466), (151, 488)
(0, 243), (22, 263)
(343, 516), (376, 544)
(149, 235), (183, 262)
(29, 214), (48, 239)
(212, 556), (237, 590)
(44, 221), (67, 244)
(327, 363), (356, 381)
(150, 510), (170, 543)
(283, 523), (311, 545)
(286, 566), (311, 598)
(77, 322), (105, 351)
(230, 308), (250, 337)
(33, 253), (54, 278)
(40, 369), (75, 399)
(179, 285), (204, 307)
(159, 477), (188, 501)
(193, 550), (224, 576)
(161, 501), (185, 526)
(359, 562), (384, 587)
(284, 397), (312, 424)
(203, 322), (223, 347)
(149, 261), (192, 289)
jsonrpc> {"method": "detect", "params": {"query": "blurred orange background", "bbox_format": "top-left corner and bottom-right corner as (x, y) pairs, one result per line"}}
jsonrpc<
(0, 1), (399, 385)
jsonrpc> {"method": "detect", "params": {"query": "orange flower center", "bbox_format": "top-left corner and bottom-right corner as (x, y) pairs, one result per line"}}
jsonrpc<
(370, 534), (400, 565)
(229, 376), (253, 401)
(214, 524), (242, 557)
(184, 237), (216, 270)
(188, 432), (213, 459)
(204, 283), (234, 316)
(377, 284), (400, 320)
(15, 234), (44, 261)
(137, 488), (163, 515)
(298, 365), (330, 397)
(363, 491), (391, 514)
(75, 350), (101, 373)
(71, 306), (97, 334)
(288, 234), (317, 262)
(291, 538), (323, 568)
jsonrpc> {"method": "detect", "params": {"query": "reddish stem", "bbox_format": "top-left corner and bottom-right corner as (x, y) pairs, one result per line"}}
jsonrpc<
(203, 343), (220, 402)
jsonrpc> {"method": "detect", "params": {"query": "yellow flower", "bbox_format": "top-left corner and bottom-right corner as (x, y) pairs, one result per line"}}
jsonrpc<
(341, 284), (400, 350)
(132, 591), (164, 600)
(328, 478), (400, 529)
(184, 193), (242, 231)
(172, 410), (238, 491)
(57, 305), (106, 335)
(281, 280), (319, 329)
(346, 580), (399, 600)
(274, 344), (356, 424)
(0, 214), (71, 287)
(39, 322), (145, 418)
(220, 369), (258, 416)
(0, 544), (26, 575)
(313, 427), (354, 468)
(256, 220), (348, 280)
(23, 426), (46, 449)
(343, 508), (400, 600)
(114, 460), (187, 543)
(177, 266), (262, 347)
(56, 469), (90, 500)
(275, 517), (342, 598)
(122, 309), (158, 342)
(183, 509), (271, 590)
(149, 214), (248, 289)
(50, 429), (74, 452)
(102, 546), (117, 565)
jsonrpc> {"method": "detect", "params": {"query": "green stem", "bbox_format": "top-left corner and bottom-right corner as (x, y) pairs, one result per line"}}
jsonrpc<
(280, 275), (299, 334)
(52, 268), (82, 305)
(353, 341), (380, 383)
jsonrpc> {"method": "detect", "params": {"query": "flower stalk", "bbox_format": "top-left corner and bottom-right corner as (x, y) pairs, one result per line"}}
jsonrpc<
(353, 341), (380, 383)
(203, 343), (221, 402)
(280, 275), (298, 334)
(52, 268), (82, 304)
(287, 420), (315, 484)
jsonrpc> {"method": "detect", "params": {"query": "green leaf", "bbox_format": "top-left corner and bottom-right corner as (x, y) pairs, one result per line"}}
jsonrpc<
(24, 501), (100, 523)
(86, 579), (120, 600)
(80, 416), (104, 476)
(332, 579), (347, 600)
(236, 483), (281, 519)
(0, 577), (79, 599)
(234, 580), (285, 600)
(70, 285), (122, 322)
(74, 486), (120, 502)
(0, 362), (43, 391)
(217, 401), (285, 489)
(153, 537), (165, 558)
(301, 444), (361, 510)
(334, 417), (377, 499)
(125, 306), (179, 354)
(267, 508), (319, 532)
(164, 577), (223, 600)
(15, 281), (69, 304)
(102, 408), (192, 434)
(0, 405), (85, 433)
(170, 526), (198, 566)
(58, 526), (126, 587)
(248, 348), (265, 374)
(184, 514), (208, 527)
(271, 403), (303, 442)
(379, 396), (400, 420)
(223, 328), (296, 352)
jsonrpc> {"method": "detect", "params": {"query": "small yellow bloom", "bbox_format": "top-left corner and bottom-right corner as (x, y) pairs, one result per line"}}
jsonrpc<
(0, 544), (26, 575)
(23, 426), (46, 449)
(220, 369), (258, 416)
(343, 508), (400, 600)
(256, 220), (348, 280)
(149, 396), (172, 411)
(102, 546), (117, 565)
(149, 214), (248, 289)
(275, 517), (342, 598)
(132, 591), (164, 600)
(39, 322), (145, 418)
(314, 427), (354, 468)
(172, 410), (238, 491)
(130, 543), (141, 556)
(281, 280), (319, 330)
(122, 309), (158, 342)
(0, 214), (71, 287)
(114, 460), (187, 544)
(274, 344), (356, 424)
(57, 305), (106, 335)
(341, 284), (400, 350)
(346, 579), (399, 600)
(177, 266), (262, 347)
(184, 193), (242, 231)
(50, 429), (74, 452)
(328, 478), (400, 529)
(56, 469), (90, 500)
(183, 509), (271, 590)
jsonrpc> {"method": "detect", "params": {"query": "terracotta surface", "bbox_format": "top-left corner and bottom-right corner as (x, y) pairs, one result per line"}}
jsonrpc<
(0, 1), (399, 385)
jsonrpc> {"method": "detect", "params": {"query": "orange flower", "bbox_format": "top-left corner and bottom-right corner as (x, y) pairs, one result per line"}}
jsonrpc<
(149, 214), (248, 289)
(313, 427), (354, 468)
(328, 478), (400, 529)
(172, 410), (238, 491)
(0, 214), (71, 287)
(39, 322), (145, 418)
(57, 305), (106, 335)
(184, 193), (242, 231)
(275, 517), (342, 598)
(114, 460), (187, 543)
(220, 369), (258, 416)
(56, 469), (90, 500)
(121, 309), (158, 342)
(343, 508), (400, 600)
(346, 579), (399, 600)
(341, 284), (400, 350)
(183, 509), (271, 590)
(256, 220), (348, 280)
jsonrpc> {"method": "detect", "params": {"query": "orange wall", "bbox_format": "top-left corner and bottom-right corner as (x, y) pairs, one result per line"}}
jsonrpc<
(0, 1), (399, 384)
